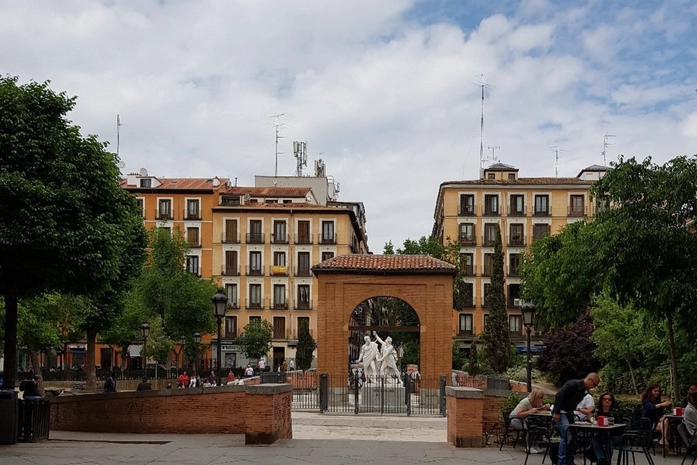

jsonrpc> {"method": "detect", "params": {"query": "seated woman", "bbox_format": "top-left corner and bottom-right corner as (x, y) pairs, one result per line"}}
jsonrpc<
(591, 392), (622, 465)
(684, 390), (697, 437)
(510, 388), (550, 453)
(641, 383), (673, 454)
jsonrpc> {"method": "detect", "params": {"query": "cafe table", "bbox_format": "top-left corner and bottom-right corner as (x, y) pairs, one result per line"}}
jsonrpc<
(661, 413), (684, 457)
(567, 422), (627, 465)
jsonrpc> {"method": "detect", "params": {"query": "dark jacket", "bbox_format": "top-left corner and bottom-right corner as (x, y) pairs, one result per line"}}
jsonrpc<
(23, 379), (40, 398)
(104, 377), (116, 393)
(136, 381), (152, 391)
(553, 379), (587, 416)
(641, 398), (663, 423)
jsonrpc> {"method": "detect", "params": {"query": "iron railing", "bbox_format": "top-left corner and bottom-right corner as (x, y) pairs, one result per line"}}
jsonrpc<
(18, 399), (50, 442)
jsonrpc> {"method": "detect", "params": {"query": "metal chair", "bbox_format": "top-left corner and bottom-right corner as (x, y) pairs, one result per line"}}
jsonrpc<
(500, 407), (526, 450)
(677, 423), (697, 465)
(616, 418), (656, 465)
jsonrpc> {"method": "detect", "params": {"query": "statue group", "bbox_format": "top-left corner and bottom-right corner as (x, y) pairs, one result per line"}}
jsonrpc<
(356, 331), (402, 385)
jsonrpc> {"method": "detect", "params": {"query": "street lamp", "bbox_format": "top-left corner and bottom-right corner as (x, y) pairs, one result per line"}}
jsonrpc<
(193, 332), (201, 376)
(520, 302), (536, 392)
(211, 290), (227, 386)
(140, 322), (150, 380)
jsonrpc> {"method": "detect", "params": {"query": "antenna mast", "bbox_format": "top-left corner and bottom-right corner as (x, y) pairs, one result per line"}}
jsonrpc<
(550, 146), (566, 177)
(270, 113), (285, 178)
(116, 114), (122, 157)
(487, 145), (500, 163)
(293, 141), (308, 176)
(602, 133), (616, 165)
(474, 74), (492, 175)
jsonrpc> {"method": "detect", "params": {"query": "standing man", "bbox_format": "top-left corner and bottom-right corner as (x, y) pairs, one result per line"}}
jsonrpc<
(357, 335), (379, 383)
(552, 373), (600, 465)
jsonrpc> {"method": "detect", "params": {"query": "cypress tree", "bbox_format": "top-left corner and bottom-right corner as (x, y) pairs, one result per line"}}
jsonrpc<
(296, 318), (317, 371)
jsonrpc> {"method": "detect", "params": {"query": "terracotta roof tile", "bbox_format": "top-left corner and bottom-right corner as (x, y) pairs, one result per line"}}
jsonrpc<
(214, 202), (335, 210)
(225, 186), (311, 197)
(312, 254), (457, 274)
(442, 177), (593, 186)
(123, 177), (228, 190)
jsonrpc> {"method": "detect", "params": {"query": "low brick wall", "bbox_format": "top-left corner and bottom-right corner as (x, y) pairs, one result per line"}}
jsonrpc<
(446, 387), (510, 448)
(49, 383), (292, 444)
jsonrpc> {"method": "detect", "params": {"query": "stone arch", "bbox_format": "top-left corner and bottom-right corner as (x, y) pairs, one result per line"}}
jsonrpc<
(312, 255), (457, 388)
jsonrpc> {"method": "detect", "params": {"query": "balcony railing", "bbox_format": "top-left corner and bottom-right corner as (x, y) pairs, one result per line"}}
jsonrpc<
(272, 301), (289, 310)
(271, 233), (288, 244)
(156, 211), (173, 221)
(246, 233), (265, 244)
(508, 235), (526, 247)
(483, 206), (500, 217)
(246, 265), (265, 276)
(459, 235), (476, 246)
(289, 328), (315, 339)
(245, 298), (267, 310)
(460, 297), (475, 308)
(294, 300), (313, 310)
(320, 234), (337, 245)
(460, 264), (474, 276)
(270, 265), (288, 276)
(482, 236), (496, 247)
(482, 264), (493, 276)
(187, 239), (201, 248)
(227, 300), (239, 309)
(533, 207), (551, 217)
(295, 267), (312, 277)
(568, 205), (587, 217)
(221, 265), (240, 276)
(223, 330), (237, 339)
(273, 329), (288, 339)
(186, 267), (201, 277)
(294, 233), (313, 245)
(184, 209), (201, 220)
(221, 232), (240, 243)
(508, 265), (520, 277)
(508, 205), (527, 216)
(458, 204), (476, 216)
(458, 329), (474, 336)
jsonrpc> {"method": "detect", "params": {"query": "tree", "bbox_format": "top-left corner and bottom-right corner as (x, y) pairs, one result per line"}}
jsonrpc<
(479, 224), (511, 373)
(0, 76), (146, 389)
(468, 342), (480, 376)
(236, 319), (273, 362)
(295, 319), (316, 371)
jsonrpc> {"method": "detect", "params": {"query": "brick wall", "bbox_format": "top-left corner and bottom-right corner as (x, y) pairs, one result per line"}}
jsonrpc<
(446, 386), (484, 447)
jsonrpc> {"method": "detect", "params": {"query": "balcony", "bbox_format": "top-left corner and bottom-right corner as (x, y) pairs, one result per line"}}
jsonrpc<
(295, 267), (312, 277)
(508, 235), (526, 247)
(271, 233), (288, 244)
(221, 265), (240, 276)
(458, 204), (476, 216)
(184, 209), (201, 220)
(482, 236), (496, 247)
(294, 300), (313, 310)
(289, 328), (315, 339)
(458, 329), (474, 337)
(460, 264), (474, 276)
(245, 298), (267, 310)
(272, 301), (289, 310)
(294, 233), (313, 245)
(483, 206), (500, 217)
(246, 265), (265, 276)
(223, 329), (237, 339)
(227, 300), (239, 309)
(221, 232), (240, 243)
(246, 233), (265, 244)
(186, 267), (201, 277)
(568, 205), (587, 217)
(508, 265), (520, 277)
(156, 211), (173, 221)
(187, 239), (201, 248)
(270, 265), (288, 276)
(273, 328), (288, 339)
(482, 264), (493, 276)
(533, 207), (551, 217)
(459, 235), (476, 246)
(508, 205), (527, 216)
(460, 297), (474, 308)
(320, 234), (337, 245)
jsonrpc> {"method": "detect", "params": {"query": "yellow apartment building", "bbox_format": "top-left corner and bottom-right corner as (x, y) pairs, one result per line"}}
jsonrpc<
(432, 162), (608, 353)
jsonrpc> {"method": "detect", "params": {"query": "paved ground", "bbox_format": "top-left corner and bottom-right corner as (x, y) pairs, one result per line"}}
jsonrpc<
(0, 412), (687, 465)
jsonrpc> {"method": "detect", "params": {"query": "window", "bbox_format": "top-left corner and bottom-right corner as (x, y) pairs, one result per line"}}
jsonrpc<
(459, 223), (475, 245)
(508, 173), (515, 180)
(297, 316), (310, 338)
(297, 220), (311, 244)
(249, 284), (262, 308)
(225, 316), (237, 338)
(224, 219), (238, 243)
(140, 178), (152, 188)
(224, 251), (238, 276)
(136, 198), (144, 217)
(297, 252), (310, 276)
(225, 283), (238, 308)
(273, 285), (287, 309)
(273, 317), (286, 339)
(533, 224), (550, 241)
(321, 251), (334, 261)
(534, 195), (550, 215)
(158, 199), (172, 220)
(187, 227), (200, 247)
(483, 223), (497, 246)
(509, 195), (525, 216)
(460, 253), (473, 275)
(508, 283), (521, 307)
(459, 194), (475, 216)
(248, 220), (263, 243)
(273, 220), (287, 243)
(483, 283), (491, 307)
(186, 255), (199, 276)
(488, 173), (495, 180)
(483, 254), (494, 276)
(297, 285), (311, 309)
(484, 313), (489, 329)
(249, 316), (261, 324)
(509, 254), (521, 276)
(596, 196), (609, 214)
(273, 252), (286, 267)
(249, 251), (262, 275)
(570, 195), (585, 216)
(484, 195), (499, 215)
(186, 199), (200, 220)
(459, 314), (473, 335)
(462, 282), (474, 307)
(509, 315), (522, 333)
(508, 223), (524, 246)
(321, 221), (335, 244)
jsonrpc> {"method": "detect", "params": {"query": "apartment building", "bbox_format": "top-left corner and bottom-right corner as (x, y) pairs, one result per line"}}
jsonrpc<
(432, 162), (608, 351)
(212, 185), (369, 371)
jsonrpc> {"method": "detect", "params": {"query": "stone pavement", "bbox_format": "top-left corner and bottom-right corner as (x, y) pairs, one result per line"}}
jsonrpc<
(0, 412), (686, 465)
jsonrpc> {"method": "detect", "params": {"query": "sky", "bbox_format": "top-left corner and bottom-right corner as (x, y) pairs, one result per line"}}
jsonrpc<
(2, 0), (697, 251)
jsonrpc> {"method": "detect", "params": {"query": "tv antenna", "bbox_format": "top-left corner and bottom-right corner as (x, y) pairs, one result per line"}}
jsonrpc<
(550, 146), (566, 177)
(487, 145), (500, 164)
(116, 114), (123, 157)
(473, 74), (493, 174)
(270, 113), (286, 178)
(293, 141), (308, 176)
(602, 133), (616, 165)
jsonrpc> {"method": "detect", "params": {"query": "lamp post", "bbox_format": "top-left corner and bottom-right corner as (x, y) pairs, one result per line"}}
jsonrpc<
(211, 290), (227, 386)
(179, 335), (186, 371)
(193, 332), (201, 376)
(140, 322), (150, 380)
(520, 302), (535, 392)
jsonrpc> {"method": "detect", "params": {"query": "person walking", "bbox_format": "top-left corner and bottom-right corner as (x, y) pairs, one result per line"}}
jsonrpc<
(552, 373), (600, 465)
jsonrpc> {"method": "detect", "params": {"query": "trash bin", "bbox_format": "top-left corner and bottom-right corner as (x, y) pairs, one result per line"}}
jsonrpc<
(0, 390), (18, 445)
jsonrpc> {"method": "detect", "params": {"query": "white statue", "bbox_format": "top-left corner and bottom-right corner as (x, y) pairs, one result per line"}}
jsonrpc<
(357, 335), (379, 383)
(374, 332), (402, 385)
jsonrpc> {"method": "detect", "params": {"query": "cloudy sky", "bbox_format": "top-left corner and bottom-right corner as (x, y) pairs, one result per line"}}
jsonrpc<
(3, 0), (696, 251)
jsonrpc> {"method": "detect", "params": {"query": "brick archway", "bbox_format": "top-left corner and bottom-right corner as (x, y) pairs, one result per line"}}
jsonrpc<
(312, 255), (457, 387)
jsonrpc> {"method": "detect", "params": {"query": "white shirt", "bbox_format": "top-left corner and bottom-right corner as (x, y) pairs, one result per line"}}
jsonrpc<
(574, 393), (595, 421)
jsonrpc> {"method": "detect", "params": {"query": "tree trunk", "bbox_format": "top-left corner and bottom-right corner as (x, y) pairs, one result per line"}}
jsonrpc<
(26, 342), (40, 373)
(85, 328), (98, 393)
(626, 358), (638, 395)
(2, 293), (18, 390)
(666, 312), (680, 402)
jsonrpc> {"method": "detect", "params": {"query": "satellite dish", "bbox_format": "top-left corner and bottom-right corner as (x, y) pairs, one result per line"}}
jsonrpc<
(139, 167), (148, 177)
(117, 161), (126, 169)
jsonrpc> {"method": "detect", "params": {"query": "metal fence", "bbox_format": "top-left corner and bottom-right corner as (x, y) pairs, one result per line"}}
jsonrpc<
(18, 399), (50, 442)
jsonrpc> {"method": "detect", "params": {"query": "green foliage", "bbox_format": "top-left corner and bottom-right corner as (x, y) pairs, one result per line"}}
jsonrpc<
(295, 318), (316, 371)
(503, 391), (523, 413)
(480, 224), (511, 373)
(140, 316), (174, 365)
(468, 343), (480, 376)
(237, 319), (273, 361)
(399, 340), (419, 367)
(452, 340), (466, 371)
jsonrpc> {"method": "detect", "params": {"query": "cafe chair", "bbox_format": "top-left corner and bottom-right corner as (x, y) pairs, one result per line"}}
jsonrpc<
(499, 407), (526, 450)
(523, 422), (559, 465)
(677, 423), (697, 465)
(616, 419), (656, 465)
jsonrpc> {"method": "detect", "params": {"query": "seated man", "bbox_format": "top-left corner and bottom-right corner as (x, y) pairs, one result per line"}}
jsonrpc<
(682, 382), (697, 408)
(574, 392), (595, 421)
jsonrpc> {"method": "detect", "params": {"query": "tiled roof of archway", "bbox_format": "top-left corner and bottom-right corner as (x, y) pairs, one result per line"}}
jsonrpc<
(312, 254), (457, 274)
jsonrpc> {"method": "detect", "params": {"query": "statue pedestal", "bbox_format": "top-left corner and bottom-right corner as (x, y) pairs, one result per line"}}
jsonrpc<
(359, 383), (406, 414)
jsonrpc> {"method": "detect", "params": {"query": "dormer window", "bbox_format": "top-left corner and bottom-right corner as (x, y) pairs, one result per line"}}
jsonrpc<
(140, 178), (151, 188)
(508, 173), (515, 180)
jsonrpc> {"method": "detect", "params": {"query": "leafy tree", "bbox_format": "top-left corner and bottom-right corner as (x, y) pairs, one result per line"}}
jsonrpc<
(295, 318), (316, 371)
(479, 224), (511, 373)
(0, 77), (146, 389)
(468, 342), (480, 376)
(99, 291), (148, 369)
(140, 316), (174, 370)
(452, 340), (466, 371)
(236, 319), (273, 361)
